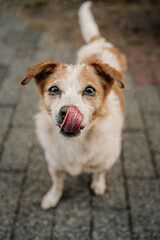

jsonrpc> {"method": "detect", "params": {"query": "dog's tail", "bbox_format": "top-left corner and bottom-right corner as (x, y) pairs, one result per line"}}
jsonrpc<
(78, 1), (100, 43)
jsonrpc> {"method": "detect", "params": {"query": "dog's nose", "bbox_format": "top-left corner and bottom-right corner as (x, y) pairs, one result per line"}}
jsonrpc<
(59, 106), (69, 121)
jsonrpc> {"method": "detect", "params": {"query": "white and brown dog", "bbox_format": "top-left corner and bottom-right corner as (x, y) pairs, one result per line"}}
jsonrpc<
(21, 1), (126, 209)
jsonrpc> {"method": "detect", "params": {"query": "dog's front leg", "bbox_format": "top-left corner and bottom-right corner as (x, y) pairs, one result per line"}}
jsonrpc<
(41, 166), (66, 210)
(91, 171), (107, 195)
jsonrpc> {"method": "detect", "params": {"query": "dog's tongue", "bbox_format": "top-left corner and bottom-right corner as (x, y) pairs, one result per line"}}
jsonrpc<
(61, 106), (84, 133)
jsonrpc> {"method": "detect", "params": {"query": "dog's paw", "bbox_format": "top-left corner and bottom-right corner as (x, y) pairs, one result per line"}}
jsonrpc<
(91, 181), (107, 195)
(41, 190), (60, 210)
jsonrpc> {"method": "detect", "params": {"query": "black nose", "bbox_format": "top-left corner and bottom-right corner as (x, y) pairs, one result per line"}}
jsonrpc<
(59, 106), (69, 121)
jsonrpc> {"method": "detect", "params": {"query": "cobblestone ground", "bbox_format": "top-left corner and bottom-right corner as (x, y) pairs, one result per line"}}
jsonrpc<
(0, 3), (160, 240)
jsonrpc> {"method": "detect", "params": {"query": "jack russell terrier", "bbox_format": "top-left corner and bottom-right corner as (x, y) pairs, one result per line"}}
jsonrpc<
(21, 1), (126, 209)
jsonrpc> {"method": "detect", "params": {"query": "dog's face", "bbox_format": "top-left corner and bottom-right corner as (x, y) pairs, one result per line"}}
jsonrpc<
(21, 59), (124, 138)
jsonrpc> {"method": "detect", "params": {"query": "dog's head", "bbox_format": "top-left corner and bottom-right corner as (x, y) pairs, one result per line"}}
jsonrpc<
(21, 59), (124, 138)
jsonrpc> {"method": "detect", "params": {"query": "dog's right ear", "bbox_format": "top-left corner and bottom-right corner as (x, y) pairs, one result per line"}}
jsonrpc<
(21, 61), (60, 86)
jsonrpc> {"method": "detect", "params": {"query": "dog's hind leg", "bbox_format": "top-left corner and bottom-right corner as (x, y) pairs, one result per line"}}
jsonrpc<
(91, 171), (107, 195)
(41, 166), (66, 210)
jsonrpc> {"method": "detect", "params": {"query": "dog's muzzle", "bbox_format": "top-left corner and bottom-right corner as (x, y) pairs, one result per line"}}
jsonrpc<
(58, 105), (84, 138)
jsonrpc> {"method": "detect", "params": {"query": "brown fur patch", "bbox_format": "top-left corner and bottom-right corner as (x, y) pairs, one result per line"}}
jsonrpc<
(90, 34), (103, 43)
(21, 61), (61, 85)
(78, 66), (109, 119)
(82, 55), (124, 89)
(113, 83), (124, 114)
(103, 46), (127, 76)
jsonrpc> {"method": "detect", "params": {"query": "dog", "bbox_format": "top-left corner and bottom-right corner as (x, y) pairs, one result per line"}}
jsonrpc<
(21, 1), (126, 210)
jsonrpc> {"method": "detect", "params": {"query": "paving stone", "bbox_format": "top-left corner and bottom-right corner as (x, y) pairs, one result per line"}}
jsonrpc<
(0, 58), (37, 105)
(0, 172), (23, 240)
(154, 152), (160, 176)
(0, 106), (14, 149)
(123, 131), (155, 177)
(0, 64), (8, 88)
(0, 126), (35, 171)
(16, 28), (40, 59)
(4, 29), (24, 46)
(124, 74), (144, 130)
(128, 179), (160, 240)
(12, 81), (39, 129)
(13, 144), (53, 240)
(0, 73), (21, 105)
(50, 42), (76, 64)
(0, 43), (15, 64)
(92, 209), (130, 240)
(52, 174), (90, 240)
(144, 114), (160, 154)
(136, 85), (160, 114)
(34, 34), (55, 62)
(0, 13), (16, 40)
(14, 206), (53, 240)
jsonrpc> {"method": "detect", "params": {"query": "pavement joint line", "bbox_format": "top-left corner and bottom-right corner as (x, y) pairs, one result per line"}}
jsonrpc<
(0, 103), (16, 108)
(120, 149), (134, 240)
(0, 31), (41, 161)
(146, 111), (160, 116)
(50, 212), (56, 240)
(127, 176), (160, 180)
(135, 88), (160, 181)
(7, 142), (35, 240)
(123, 128), (144, 133)
(0, 65), (9, 89)
(0, 169), (23, 174)
(89, 184), (94, 240)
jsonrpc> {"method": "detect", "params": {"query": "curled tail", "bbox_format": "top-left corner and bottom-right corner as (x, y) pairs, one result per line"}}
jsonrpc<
(78, 1), (100, 43)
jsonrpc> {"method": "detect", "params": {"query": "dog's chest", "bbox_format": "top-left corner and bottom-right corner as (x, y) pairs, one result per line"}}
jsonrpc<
(52, 135), (103, 175)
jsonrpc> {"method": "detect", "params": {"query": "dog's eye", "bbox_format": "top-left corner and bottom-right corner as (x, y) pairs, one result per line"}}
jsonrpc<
(48, 86), (61, 95)
(83, 86), (96, 96)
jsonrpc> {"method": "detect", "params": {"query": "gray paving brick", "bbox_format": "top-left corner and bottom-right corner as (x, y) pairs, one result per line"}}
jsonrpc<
(0, 13), (16, 40)
(13, 144), (53, 240)
(0, 126), (35, 171)
(124, 74), (144, 130)
(128, 179), (160, 240)
(52, 174), (90, 240)
(92, 209), (130, 240)
(0, 73), (21, 105)
(16, 28), (40, 58)
(0, 64), (8, 88)
(123, 131), (155, 177)
(136, 85), (160, 114)
(144, 114), (160, 154)
(49, 42), (76, 64)
(0, 57), (37, 105)
(92, 160), (130, 240)
(4, 29), (24, 46)
(0, 172), (22, 240)
(0, 43), (15, 64)
(0, 106), (14, 149)
(12, 81), (39, 129)
(155, 152), (160, 176)
(34, 34), (55, 62)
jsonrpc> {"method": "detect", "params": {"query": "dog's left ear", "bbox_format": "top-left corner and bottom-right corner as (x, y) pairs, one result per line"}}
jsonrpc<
(89, 61), (125, 89)
(21, 61), (60, 85)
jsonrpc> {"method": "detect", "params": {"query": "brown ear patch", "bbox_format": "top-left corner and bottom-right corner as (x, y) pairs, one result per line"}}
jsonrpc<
(21, 61), (60, 85)
(85, 57), (125, 89)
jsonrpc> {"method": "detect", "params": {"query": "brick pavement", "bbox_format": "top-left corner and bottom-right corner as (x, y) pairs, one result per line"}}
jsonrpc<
(0, 5), (160, 240)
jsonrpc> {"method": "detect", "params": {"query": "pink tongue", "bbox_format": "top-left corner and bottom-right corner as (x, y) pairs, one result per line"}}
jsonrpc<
(61, 106), (84, 133)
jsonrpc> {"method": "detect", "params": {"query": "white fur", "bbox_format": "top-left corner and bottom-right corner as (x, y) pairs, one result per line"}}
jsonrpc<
(33, 2), (125, 209)
(78, 1), (100, 42)
(77, 39), (121, 72)
(36, 89), (123, 209)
